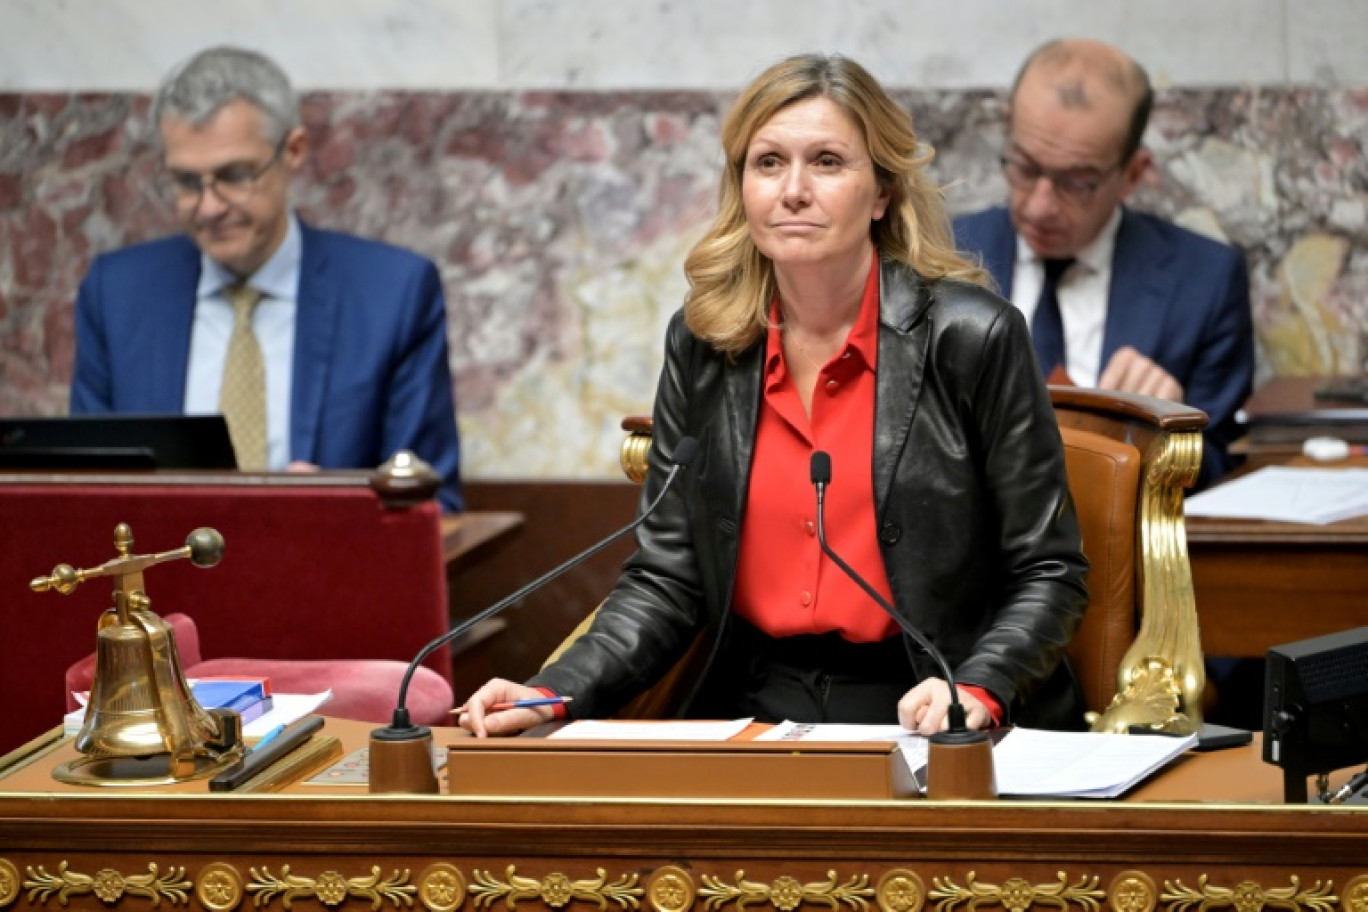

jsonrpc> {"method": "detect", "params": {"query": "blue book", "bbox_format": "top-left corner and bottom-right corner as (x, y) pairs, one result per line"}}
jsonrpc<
(192, 679), (273, 723)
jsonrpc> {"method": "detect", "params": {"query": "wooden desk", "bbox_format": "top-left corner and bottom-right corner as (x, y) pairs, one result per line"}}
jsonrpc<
(439, 511), (524, 565)
(0, 720), (1365, 912)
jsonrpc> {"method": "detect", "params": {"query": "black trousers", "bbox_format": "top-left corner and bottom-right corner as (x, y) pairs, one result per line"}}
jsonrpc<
(698, 617), (918, 724)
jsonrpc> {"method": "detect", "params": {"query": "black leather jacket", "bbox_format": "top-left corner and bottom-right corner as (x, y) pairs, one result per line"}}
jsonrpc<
(533, 259), (1090, 728)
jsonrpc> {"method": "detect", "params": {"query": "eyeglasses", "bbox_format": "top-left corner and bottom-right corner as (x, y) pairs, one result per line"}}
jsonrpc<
(163, 138), (287, 207)
(1000, 152), (1121, 205)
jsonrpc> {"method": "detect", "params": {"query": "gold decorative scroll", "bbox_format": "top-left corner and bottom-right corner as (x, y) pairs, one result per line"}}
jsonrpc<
(647, 867), (696, 912)
(929, 873), (1105, 912)
(1088, 429), (1205, 735)
(1161, 876), (1337, 912)
(1109, 871), (1157, 912)
(196, 863), (245, 912)
(0, 860), (20, 909)
(24, 862), (192, 907)
(698, 871), (874, 912)
(470, 867), (643, 910)
(247, 866), (416, 909)
(877, 870), (926, 912)
(420, 864), (468, 912)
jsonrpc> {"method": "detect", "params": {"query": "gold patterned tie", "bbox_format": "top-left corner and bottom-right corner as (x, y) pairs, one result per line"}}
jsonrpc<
(220, 284), (268, 470)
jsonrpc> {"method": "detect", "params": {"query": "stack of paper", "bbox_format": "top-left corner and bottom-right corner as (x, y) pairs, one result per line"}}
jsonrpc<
(1185, 466), (1368, 524)
(991, 728), (1198, 798)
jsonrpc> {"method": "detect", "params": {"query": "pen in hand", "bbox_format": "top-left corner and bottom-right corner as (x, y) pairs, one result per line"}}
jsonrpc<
(451, 696), (573, 715)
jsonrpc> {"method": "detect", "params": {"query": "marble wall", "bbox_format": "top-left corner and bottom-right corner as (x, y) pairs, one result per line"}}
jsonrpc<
(2, 1), (1366, 478)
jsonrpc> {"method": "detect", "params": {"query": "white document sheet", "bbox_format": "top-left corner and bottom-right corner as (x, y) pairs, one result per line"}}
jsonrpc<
(1185, 466), (1368, 524)
(991, 727), (1197, 798)
(548, 718), (754, 741)
(755, 721), (931, 787)
(242, 691), (333, 737)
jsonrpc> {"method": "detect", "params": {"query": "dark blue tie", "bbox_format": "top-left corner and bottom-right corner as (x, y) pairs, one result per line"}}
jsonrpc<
(1031, 257), (1075, 377)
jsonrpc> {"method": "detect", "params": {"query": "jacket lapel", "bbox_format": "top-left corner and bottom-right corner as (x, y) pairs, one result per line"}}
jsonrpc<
(1103, 208), (1175, 363)
(145, 239), (201, 412)
(722, 341), (763, 525)
(873, 260), (932, 514)
(289, 225), (341, 463)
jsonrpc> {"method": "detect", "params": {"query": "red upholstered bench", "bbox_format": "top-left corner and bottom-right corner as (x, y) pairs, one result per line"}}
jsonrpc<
(1, 472), (454, 752)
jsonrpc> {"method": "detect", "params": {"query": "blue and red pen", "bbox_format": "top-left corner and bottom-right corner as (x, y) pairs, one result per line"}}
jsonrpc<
(451, 695), (573, 715)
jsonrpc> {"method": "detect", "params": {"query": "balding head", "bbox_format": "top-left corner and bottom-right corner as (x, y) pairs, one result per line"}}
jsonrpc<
(1011, 39), (1153, 162)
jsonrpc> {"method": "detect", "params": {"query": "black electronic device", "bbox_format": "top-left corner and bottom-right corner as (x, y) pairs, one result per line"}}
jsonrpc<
(1263, 626), (1368, 802)
(0, 415), (236, 470)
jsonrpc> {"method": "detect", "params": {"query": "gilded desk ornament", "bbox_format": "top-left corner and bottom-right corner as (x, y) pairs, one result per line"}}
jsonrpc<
(0, 859), (19, 908)
(418, 865), (467, 912)
(1161, 877), (1337, 912)
(929, 873), (1105, 912)
(1108, 872), (1157, 912)
(877, 870), (926, 912)
(646, 867), (695, 912)
(29, 524), (246, 786)
(470, 867), (642, 911)
(247, 866), (416, 910)
(1341, 877), (1368, 912)
(196, 863), (245, 912)
(698, 871), (874, 912)
(23, 862), (191, 907)
(1087, 428), (1205, 736)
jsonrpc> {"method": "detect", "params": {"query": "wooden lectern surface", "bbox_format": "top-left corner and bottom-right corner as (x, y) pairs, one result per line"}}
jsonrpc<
(1, 718), (1365, 912)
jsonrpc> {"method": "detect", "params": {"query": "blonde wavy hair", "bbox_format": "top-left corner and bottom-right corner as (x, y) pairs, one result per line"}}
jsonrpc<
(684, 54), (988, 354)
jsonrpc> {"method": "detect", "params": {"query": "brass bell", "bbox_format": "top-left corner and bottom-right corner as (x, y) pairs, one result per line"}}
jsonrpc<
(30, 523), (245, 786)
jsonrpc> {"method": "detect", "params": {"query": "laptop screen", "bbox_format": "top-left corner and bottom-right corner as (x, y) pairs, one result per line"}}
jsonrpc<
(0, 415), (237, 470)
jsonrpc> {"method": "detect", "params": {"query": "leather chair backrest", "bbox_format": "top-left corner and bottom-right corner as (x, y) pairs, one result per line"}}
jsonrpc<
(1059, 425), (1140, 715)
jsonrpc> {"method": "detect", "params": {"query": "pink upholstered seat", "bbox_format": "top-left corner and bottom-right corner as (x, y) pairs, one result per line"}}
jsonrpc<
(65, 613), (453, 727)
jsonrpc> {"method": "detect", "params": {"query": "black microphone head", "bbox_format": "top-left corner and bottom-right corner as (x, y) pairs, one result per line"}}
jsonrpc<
(810, 451), (832, 486)
(672, 436), (699, 468)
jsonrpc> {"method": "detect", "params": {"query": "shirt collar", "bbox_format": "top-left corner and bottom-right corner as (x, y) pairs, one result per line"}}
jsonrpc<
(1014, 206), (1122, 275)
(765, 249), (882, 379)
(197, 212), (302, 300)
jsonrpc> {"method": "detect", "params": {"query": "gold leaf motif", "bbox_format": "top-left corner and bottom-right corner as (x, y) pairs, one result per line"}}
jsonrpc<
(930, 872), (1105, 912)
(247, 865), (416, 910)
(648, 867), (695, 912)
(419, 865), (467, 912)
(698, 870), (874, 912)
(1109, 872), (1156, 912)
(197, 863), (245, 912)
(877, 871), (925, 912)
(24, 862), (192, 907)
(1162, 876), (1337, 912)
(1342, 877), (1368, 912)
(0, 860), (20, 909)
(469, 866), (642, 911)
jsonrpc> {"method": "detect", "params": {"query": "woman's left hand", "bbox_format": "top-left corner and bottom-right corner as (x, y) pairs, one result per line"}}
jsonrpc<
(898, 678), (993, 734)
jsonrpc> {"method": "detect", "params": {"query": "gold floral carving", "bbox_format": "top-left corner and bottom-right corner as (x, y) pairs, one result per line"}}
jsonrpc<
(24, 862), (192, 906)
(1341, 877), (1368, 912)
(878, 870), (926, 912)
(470, 866), (643, 910)
(419, 864), (467, 912)
(929, 873), (1105, 912)
(197, 863), (245, 912)
(698, 870), (874, 912)
(1109, 872), (1156, 912)
(647, 867), (695, 912)
(247, 865), (416, 909)
(0, 859), (20, 909)
(1162, 876), (1337, 912)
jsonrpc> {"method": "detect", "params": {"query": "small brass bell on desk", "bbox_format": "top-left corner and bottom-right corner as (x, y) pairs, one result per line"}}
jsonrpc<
(30, 523), (246, 787)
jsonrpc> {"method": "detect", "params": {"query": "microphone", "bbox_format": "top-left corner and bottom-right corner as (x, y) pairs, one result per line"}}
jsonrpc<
(809, 450), (994, 800)
(369, 435), (700, 793)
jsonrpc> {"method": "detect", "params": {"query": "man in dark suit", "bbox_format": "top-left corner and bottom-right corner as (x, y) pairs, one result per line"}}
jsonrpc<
(954, 39), (1253, 488)
(70, 46), (462, 510)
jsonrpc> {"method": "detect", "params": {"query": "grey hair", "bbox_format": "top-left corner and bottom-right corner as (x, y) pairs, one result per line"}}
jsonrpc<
(151, 46), (299, 146)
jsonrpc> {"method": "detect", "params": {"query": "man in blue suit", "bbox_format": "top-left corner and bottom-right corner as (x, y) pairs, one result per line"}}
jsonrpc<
(70, 47), (462, 510)
(954, 39), (1253, 488)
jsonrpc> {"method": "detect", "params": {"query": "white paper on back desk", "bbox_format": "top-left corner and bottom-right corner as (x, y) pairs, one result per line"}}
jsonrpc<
(1184, 466), (1368, 524)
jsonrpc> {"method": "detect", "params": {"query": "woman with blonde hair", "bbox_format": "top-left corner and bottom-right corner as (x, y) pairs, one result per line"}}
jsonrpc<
(461, 54), (1088, 736)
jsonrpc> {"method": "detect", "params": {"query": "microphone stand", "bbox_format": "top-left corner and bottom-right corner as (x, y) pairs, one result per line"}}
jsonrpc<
(810, 452), (995, 800)
(369, 437), (699, 794)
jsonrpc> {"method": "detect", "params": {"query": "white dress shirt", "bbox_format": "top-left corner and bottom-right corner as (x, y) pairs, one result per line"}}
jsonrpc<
(184, 215), (301, 470)
(1010, 208), (1122, 388)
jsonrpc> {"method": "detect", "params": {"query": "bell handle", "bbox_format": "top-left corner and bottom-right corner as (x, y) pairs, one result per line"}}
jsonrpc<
(29, 527), (224, 595)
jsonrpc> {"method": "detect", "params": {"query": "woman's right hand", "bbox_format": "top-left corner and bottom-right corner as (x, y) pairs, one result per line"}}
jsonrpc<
(455, 678), (558, 737)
